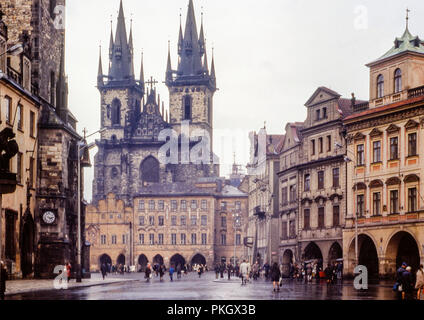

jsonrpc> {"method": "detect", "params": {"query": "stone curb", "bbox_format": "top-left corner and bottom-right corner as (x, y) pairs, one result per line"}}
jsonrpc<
(5, 278), (139, 296)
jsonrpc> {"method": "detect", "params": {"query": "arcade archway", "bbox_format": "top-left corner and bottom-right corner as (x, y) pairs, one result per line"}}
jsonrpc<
(191, 253), (206, 266)
(386, 231), (420, 276)
(281, 249), (294, 278)
(348, 234), (379, 279)
(170, 254), (186, 268)
(328, 242), (343, 264)
(99, 254), (112, 271)
(117, 254), (125, 265)
(153, 254), (164, 266)
(138, 254), (148, 272)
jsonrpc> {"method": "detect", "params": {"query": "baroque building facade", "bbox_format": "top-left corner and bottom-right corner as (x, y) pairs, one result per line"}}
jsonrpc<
(343, 22), (424, 279)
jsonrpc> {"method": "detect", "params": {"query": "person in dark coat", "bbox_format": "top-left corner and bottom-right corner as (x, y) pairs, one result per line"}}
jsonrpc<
(145, 263), (152, 282)
(401, 266), (414, 300)
(264, 262), (270, 281)
(176, 264), (182, 280)
(159, 264), (166, 281)
(100, 263), (108, 280)
(396, 262), (407, 300)
(214, 263), (220, 279)
(270, 263), (281, 292)
(219, 263), (225, 278)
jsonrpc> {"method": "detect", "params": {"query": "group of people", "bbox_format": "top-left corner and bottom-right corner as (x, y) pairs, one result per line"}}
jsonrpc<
(144, 263), (201, 282)
(214, 262), (241, 280)
(395, 262), (424, 300)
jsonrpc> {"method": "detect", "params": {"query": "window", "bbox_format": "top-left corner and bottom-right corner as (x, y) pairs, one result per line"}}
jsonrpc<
(111, 98), (121, 125)
(316, 109), (321, 121)
(408, 133), (417, 156)
(318, 171), (324, 189)
(171, 234), (177, 245)
(30, 111), (35, 137)
(101, 235), (107, 245)
(158, 234), (164, 245)
(235, 201), (241, 211)
(158, 200), (164, 211)
(139, 234), (144, 245)
(319, 137), (323, 153)
(110, 235), (116, 244)
(373, 192), (381, 216)
(327, 135), (331, 152)
(289, 185), (296, 202)
(390, 137), (399, 160)
(181, 200), (187, 211)
(220, 201), (227, 211)
(304, 209), (310, 230)
(50, 71), (55, 104)
(304, 174), (310, 192)
(221, 234), (226, 245)
(357, 194), (364, 217)
(318, 207), (325, 229)
(183, 95), (192, 120)
(394, 69), (402, 93)
(311, 140), (316, 155)
(323, 107), (327, 119)
(191, 200), (198, 210)
(122, 234), (127, 244)
(149, 216), (155, 226)
(390, 190), (399, 214)
(171, 216), (177, 226)
(221, 216), (227, 228)
(16, 153), (23, 184)
(5, 96), (11, 124)
(171, 200), (177, 211)
(281, 187), (288, 205)
(202, 233), (207, 245)
(201, 200), (208, 210)
(289, 220), (296, 238)
(281, 221), (288, 239)
(158, 216), (164, 226)
(149, 234), (154, 245)
(377, 74), (384, 98)
(408, 188), (417, 212)
(138, 200), (145, 211)
(236, 234), (241, 246)
(332, 168), (340, 188)
(181, 234), (186, 245)
(181, 216), (187, 226)
(373, 141), (381, 163)
(29, 157), (35, 188)
(141, 157), (160, 184)
(201, 215), (207, 226)
(149, 200), (155, 211)
(191, 233), (197, 245)
(139, 216), (145, 226)
(17, 104), (23, 130)
(333, 206), (340, 227)
(357, 144), (364, 166)
(191, 215), (197, 226)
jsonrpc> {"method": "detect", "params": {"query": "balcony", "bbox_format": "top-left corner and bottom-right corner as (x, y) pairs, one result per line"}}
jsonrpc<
(408, 85), (424, 99)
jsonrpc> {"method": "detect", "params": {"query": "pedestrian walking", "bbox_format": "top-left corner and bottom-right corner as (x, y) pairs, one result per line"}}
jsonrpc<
(177, 264), (182, 280)
(66, 262), (72, 283)
(169, 266), (175, 282)
(159, 264), (166, 281)
(240, 260), (251, 285)
(401, 266), (414, 300)
(198, 264), (204, 278)
(395, 262), (407, 300)
(270, 263), (281, 292)
(252, 262), (259, 280)
(101, 263), (108, 280)
(227, 263), (232, 280)
(214, 263), (220, 279)
(219, 262), (225, 279)
(144, 263), (152, 282)
(0, 260), (7, 301)
(264, 262), (270, 281)
(416, 264), (424, 300)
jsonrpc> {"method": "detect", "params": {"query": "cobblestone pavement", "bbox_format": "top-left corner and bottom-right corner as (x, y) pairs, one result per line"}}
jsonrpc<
(4, 272), (401, 300)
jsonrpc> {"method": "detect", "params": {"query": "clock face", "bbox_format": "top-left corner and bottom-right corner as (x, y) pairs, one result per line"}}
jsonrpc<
(42, 211), (56, 225)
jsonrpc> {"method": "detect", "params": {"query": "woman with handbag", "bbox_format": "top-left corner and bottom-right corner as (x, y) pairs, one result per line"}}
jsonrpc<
(416, 264), (424, 300)
(270, 263), (281, 292)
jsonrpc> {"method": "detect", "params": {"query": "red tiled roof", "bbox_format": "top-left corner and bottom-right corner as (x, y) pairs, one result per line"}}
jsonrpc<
(344, 95), (424, 121)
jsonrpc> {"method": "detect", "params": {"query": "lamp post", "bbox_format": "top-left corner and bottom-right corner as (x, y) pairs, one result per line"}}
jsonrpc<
(233, 213), (241, 266)
(0, 43), (23, 58)
(76, 128), (105, 282)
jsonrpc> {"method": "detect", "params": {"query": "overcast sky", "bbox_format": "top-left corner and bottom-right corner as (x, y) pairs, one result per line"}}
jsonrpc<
(65, 0), (423, 201)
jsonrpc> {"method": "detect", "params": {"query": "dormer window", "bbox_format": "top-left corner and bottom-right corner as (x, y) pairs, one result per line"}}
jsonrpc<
(377, 74), (384, 98)
(394, 69), (402, 93)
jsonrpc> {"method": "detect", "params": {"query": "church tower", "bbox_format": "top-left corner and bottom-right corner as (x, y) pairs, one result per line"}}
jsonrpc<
(166, 0), (216, 150)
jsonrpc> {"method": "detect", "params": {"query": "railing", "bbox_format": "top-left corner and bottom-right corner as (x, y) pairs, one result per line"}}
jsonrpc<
(408, 85), (424, 99)
(7, 66), (22, 85)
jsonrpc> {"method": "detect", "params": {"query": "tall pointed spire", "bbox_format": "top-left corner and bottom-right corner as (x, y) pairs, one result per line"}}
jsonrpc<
(210, 47), (216, 88)
(177, 0), (203, 77)
(109, 0), (133, 82)
(129, 19), (134, 77)
(140, 51), (145, 89)
(199, 12), (205, 55)
(178, 13), (183, 55)
(166, 40), (173, 83)
(98, 45), (104, 87)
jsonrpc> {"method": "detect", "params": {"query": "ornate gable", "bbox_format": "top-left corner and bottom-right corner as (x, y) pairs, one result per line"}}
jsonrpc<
(305, 87), (341, 107)
(369, 128), (383, 137)
(386, 124), (400, 134)
(405, 119), (419, 130)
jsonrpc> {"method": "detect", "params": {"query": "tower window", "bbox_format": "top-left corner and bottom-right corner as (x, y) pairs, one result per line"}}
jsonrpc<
(377, 74), (384, 98)
(183, 95), (192, 120)
(111, 99), (121, 125)
(394, 69), (402, 93)
(140, 156), (160, 183)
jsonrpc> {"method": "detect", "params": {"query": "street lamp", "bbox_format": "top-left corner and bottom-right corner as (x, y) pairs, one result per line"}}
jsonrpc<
(76, 128), (105, 282)
(233, 213), (241, 266)
(0, 43), (23, 58)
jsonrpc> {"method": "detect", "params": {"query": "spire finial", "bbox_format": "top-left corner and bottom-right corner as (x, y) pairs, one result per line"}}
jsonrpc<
(406, 8), (410, 29)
